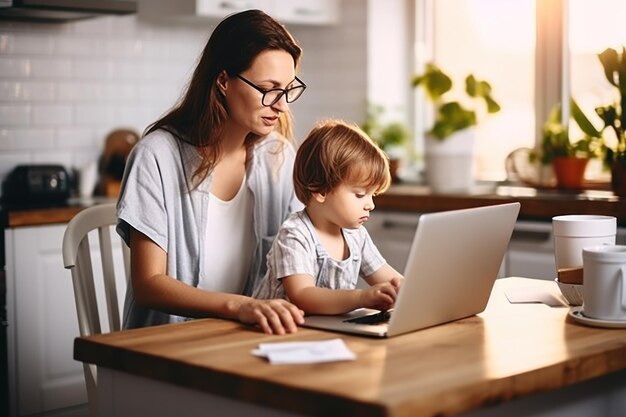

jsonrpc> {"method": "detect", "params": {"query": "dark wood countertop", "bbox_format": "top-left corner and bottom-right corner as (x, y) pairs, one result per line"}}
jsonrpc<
(375, 183), (626, 224)
(3, 197), (117, 227)
(4, 183), (625, 228)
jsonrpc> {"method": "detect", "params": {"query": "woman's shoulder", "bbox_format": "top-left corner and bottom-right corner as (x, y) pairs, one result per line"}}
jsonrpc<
(135, 129), (180, 154)
(130, 129), (197, 169)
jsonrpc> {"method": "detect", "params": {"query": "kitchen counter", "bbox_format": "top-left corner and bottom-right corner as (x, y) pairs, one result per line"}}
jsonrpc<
(2, 196), (117, 227)
(3, 182), (624, 228)
(374, 182), (625, 224)
(74, 278), (626, 417)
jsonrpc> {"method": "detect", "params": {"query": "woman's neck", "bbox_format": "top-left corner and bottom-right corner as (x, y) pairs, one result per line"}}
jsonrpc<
(210, 121), (248, 201)
(221, 119), (249, 154)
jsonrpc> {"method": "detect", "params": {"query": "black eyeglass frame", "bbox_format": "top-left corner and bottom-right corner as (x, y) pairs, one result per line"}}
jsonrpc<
(236, 74), (307, 106)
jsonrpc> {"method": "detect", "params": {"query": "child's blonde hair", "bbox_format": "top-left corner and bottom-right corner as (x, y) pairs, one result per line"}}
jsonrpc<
(293, 119), (391, 204)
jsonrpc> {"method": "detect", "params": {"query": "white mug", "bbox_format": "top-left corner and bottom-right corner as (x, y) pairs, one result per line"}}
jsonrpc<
(552, 215), (616, 271)
(582, 245), (626, 321)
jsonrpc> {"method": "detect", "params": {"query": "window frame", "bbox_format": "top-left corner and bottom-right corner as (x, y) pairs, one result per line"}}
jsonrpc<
(412, 0), (569, 178)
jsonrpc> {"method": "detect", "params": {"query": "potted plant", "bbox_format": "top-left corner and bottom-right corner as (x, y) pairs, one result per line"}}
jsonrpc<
(530, 100), (603, 189)
(411, 63), (501, 140)
(411, 63), (500, 192)
(361, 103), (411, 182)
(595, 46), (626, 195)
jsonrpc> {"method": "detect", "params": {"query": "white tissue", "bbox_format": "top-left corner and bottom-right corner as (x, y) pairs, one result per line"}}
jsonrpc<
(252, 338), (356, 365)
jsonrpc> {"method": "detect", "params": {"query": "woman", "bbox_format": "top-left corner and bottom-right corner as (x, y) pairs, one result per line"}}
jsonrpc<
(116, 9), (306, 334)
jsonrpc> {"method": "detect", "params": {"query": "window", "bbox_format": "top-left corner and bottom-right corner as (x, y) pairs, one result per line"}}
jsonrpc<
(569, 0), (626, 179)
(415, 0), (626, 182)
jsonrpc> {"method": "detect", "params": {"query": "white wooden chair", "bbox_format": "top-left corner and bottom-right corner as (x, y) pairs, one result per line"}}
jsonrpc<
(62, 202), (130, 417)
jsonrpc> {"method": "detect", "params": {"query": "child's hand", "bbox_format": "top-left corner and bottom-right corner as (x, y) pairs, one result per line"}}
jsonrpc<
(359, 282), (399, 311)
(389, 276), (404, 291)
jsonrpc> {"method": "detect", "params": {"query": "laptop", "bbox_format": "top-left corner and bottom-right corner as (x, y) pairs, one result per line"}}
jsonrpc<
(302, 202), (521, 338)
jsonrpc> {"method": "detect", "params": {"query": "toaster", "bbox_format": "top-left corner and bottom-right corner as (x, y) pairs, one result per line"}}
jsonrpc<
(2, 164), (71, 204)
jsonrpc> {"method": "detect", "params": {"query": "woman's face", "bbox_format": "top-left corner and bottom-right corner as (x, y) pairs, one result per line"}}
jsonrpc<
(221, 49), (296, 137)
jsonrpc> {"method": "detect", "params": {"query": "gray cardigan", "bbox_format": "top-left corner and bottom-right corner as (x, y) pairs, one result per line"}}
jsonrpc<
(116, 129), (302, 328)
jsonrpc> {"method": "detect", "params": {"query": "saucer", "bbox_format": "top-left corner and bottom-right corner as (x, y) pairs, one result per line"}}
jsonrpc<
(568, 307), (626, 328)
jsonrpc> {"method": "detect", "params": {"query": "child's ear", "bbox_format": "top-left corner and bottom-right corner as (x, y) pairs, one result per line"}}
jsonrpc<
(313, 192), (326, 203)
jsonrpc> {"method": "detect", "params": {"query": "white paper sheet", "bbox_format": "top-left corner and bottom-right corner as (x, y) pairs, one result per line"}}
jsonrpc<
(504, 287), (568, 307)
(252, 338), (356, 365)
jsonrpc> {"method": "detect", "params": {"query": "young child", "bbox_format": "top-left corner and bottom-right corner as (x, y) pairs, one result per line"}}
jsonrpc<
(253, 119), (404, 315)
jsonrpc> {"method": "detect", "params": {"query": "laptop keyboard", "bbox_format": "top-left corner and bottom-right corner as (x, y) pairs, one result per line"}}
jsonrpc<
(343, 310), (392, 325)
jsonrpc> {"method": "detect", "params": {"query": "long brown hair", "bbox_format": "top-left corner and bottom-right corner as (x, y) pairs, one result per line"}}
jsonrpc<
(145, 9), (302, 184)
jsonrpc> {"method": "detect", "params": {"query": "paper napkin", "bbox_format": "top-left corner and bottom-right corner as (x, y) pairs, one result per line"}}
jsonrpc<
(252, 338), (356, 365)
(504, 287), (568, 307)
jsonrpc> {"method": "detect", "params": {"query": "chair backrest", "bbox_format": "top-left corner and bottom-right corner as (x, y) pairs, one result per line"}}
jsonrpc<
(62, 202), (129, 417)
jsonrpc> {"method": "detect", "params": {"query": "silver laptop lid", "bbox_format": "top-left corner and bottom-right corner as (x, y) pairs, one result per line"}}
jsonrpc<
(386, 202), (520, 336)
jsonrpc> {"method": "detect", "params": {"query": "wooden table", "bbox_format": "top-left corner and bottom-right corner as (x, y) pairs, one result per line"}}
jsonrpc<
(74, 278), (626, 417)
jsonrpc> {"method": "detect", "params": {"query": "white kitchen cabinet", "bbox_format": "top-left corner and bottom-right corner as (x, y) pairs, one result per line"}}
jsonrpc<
(139, 0), (340, 25)
(195, 0), (274, 18)
(6, 224), (85, 417)
(364, 211), (419, 272)
(272, 0), (339, 25)
(505, 221), (557, 280)
(5, 223), (125, 417)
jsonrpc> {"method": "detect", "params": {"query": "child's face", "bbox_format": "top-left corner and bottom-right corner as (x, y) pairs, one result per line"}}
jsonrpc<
(322, 183), (376, 229)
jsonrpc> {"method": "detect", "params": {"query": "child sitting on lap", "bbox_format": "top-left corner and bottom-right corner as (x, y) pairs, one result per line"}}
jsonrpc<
(254, 119), (404, 314)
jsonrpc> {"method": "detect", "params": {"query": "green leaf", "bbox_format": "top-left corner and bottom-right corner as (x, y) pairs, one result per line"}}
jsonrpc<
(380, 122), (410, 148)
(570, 99), (601, 138)
(485, 95), (501, 114)
(466, 75), (477, 96)
(596, 105), (617, 128)
(598, 47), (619, 88)
(411, 63), (452, 101)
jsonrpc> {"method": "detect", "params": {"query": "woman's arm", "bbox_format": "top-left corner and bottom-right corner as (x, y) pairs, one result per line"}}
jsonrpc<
(130, 228), (304, 334)
(282, 274), (398, 315)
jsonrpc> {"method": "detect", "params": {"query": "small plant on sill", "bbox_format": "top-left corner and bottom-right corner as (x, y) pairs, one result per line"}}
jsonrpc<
(530, 99), (603, 165)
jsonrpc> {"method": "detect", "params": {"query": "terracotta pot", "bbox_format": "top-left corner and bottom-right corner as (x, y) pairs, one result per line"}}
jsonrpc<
(611, 160), (626, 196)
(552, 157), (589, 190)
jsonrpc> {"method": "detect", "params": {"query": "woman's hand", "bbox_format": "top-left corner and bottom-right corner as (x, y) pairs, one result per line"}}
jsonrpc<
(238, 299), (305, 335)
(359, 282), (399, 311)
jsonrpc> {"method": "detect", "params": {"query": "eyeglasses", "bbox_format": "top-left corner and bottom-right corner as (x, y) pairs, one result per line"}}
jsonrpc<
(236, 74), (306, 106)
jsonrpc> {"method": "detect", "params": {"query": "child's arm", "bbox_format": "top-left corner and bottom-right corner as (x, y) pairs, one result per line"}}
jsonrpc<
(282, 274), (398, 315)
(364, 263), (404, 289)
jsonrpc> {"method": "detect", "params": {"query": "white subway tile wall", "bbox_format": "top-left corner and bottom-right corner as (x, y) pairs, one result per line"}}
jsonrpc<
(0, 16), (205, 184)
(0, 1), (367, 195)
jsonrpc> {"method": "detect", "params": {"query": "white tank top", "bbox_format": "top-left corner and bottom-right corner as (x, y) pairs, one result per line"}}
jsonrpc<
(200, 176), (254, 293)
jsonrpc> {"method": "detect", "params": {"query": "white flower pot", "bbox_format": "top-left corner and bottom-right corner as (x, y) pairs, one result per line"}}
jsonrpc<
(424, 129), (475, 193)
